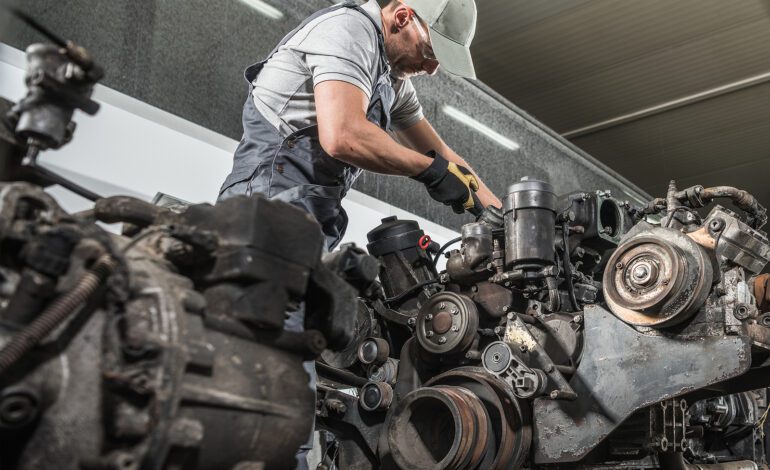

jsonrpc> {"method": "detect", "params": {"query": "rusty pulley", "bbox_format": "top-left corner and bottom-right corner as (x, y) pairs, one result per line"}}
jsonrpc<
(603, 227), (713, 328)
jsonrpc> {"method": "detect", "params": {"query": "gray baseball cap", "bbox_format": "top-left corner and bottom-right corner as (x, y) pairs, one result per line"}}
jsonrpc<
(404, 0), (478, 79)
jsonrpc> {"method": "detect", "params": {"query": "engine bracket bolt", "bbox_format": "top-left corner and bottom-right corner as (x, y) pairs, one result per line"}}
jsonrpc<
(438, 336), (447, 344)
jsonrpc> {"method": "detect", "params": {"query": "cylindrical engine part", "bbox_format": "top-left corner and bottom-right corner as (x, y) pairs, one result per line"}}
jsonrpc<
(16, 45), (75, 149)
(359, 381), (393, 411)
(503, 178), (557, 271)
(416, 292), (478, 355)
(357, 337), (390, 366)
(366, 216), (436, 311)
(604, 227), (714, 328)
(387, 368), (530, 470)
(387, 385), (489, 470)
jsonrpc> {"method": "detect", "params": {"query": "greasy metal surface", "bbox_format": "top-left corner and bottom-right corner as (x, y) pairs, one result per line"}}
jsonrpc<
(425, 368), (531, 470)
(708, 206), (770, 273)
(532, 304), (751, 464)
(415, 292), (478, 355)
(604, 227), (713, 327)
(387, 385), (487, 470)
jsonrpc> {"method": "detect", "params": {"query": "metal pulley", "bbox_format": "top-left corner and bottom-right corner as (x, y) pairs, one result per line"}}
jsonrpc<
(603, 227), (714, 328)
(415, 292), (478, 355)
(386, 368), (530, 470)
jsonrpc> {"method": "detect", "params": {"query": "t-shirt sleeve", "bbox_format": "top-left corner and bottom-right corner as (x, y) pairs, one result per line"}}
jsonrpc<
(390, 79), (425, 131)
(294, 12), (379, 99)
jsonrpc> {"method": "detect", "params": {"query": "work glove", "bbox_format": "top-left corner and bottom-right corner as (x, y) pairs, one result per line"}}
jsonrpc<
(412, 151), (483, 215)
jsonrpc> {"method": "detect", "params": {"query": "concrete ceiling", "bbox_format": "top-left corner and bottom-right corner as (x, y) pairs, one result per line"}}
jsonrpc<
(472, 0), (770, 216)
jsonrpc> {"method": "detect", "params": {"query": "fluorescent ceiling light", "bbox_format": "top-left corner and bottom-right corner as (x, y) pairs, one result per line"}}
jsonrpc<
(442, 105), (520, 151)
(238, 0), (284, 20)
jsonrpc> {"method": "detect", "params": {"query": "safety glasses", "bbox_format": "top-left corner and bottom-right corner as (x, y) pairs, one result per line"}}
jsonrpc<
(410, 13), (437, 61)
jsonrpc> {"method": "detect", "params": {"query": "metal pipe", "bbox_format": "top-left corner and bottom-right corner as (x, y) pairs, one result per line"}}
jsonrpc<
(562, 71), (770, 139)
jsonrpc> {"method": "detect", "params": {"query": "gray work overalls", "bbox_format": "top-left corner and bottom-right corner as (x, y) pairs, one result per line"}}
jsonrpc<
(218, 2), (396, 251)
(217, 4), (395, 468)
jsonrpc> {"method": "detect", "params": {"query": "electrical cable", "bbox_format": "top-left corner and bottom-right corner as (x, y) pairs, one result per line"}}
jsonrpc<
(432, 236), (461, 268)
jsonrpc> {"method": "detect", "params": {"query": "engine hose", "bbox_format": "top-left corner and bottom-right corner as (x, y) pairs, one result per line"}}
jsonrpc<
(562, 222), (580, 312)
(670, 185), (767, 229)
(315, 361), (369, 388)
(0, 254), (117, 376)
(432, 236), (462, 268)
(700, 186), (767, 229)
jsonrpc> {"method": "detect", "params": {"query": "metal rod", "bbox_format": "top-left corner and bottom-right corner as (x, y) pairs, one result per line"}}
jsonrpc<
(31, 163), (103, 201)
(562, 71), (770, 139)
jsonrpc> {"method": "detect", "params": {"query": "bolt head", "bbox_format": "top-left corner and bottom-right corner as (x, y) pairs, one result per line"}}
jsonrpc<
(438, 336), (447, 344)
(615, 262), (624, 269)
(407, 317), (416, 326)
(451, 325), (459, 332)
(426, 331), (434, 338)
(425, 314), (433, 321)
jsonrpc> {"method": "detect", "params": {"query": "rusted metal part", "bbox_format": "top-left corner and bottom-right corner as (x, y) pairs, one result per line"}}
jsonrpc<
(698, 186), (767, 229)
(426, 368), (531, 470)
(669, 185), (768, 229)
(702, 206), (770, 274)
(359, 381), (393, 411)
(687, 226), (717, 250)
(387, 382), (493, 470)
(604, 227), (713, 328)
(755, 274), (770, 312)
(532, 305), (751, 464)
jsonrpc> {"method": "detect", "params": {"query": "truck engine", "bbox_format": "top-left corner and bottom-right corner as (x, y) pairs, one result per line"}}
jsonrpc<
(2, 11), (770, 470)
(316, 179), (770, 469)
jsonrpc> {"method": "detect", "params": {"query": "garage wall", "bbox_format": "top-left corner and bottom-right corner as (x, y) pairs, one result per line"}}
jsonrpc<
(1, 0), (651, 230)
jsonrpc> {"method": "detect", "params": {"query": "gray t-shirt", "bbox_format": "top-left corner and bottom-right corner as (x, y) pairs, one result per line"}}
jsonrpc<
(251, 0), (424, 137)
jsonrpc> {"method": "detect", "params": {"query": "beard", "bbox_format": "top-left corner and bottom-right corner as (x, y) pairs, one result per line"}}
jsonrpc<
(385, 37), (426, 80)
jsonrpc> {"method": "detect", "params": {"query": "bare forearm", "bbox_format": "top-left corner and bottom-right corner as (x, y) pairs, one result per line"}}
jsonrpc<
(323, 120), (431, 176)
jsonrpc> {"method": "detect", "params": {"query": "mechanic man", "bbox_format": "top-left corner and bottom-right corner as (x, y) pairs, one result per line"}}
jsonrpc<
(218, 0), (501, 250)
(217, 0), (499, 468)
